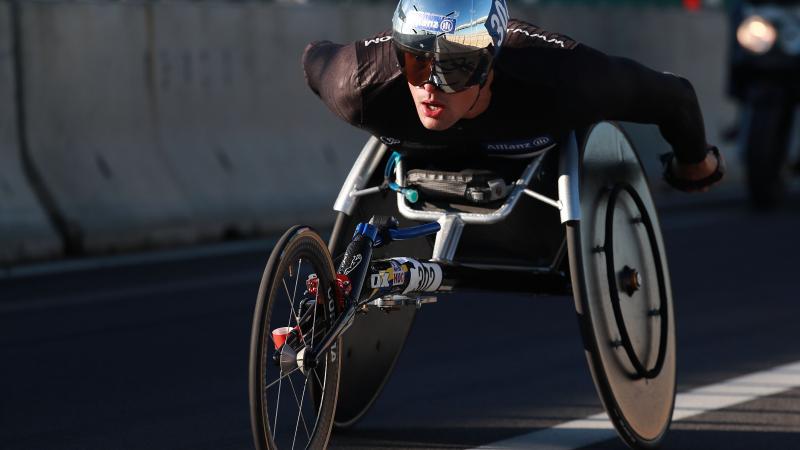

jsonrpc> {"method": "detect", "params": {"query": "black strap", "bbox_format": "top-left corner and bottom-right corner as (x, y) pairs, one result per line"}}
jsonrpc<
(660, 146), (725, 192)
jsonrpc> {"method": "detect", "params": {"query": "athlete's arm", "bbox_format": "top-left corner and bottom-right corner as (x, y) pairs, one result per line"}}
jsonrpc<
(552, 44), (710, 165)
(302, 40), (362, 125)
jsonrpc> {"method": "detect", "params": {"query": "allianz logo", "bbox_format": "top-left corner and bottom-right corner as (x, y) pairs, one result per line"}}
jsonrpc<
(415, 18), (441, 29)
(487, 137), (551, 151)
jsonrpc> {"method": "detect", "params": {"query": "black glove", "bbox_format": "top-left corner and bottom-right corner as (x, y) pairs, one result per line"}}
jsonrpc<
(660, 146), (725, 192)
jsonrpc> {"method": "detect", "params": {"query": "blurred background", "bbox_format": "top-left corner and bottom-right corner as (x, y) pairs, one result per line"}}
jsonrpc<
(1, 1), (799, 449)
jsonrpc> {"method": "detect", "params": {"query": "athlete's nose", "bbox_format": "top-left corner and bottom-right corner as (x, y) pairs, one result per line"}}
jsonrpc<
(423, 82), (440, 93)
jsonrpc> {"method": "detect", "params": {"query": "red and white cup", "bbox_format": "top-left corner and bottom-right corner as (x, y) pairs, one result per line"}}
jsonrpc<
(271, 327), (294, 350)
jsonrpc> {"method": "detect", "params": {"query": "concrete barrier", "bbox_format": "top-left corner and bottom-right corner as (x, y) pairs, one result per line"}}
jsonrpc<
(16, 2), (396, 255)
(147, 3), (403, 233)
(0, 2), (61, 263)
(148, 3), (336, 234)
(19, 1), (197, 253)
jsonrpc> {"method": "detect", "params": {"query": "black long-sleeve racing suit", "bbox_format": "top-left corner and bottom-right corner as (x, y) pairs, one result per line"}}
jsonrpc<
(303, 19), (709, 164)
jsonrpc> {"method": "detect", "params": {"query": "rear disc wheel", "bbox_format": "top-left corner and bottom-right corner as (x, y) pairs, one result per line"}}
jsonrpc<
(568, 122), (676, 449)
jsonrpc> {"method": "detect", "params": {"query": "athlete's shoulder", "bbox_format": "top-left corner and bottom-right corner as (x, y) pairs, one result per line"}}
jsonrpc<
(355, 30), (404, 88)
(303, 30), (400, 89)
(303, 30), (401, 126)
(504, 18), (579, 50)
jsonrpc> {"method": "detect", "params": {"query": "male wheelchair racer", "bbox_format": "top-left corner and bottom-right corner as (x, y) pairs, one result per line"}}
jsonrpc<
(248, 122), (677, 450)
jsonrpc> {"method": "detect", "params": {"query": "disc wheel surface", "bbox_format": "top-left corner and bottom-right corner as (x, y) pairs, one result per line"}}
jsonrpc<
(568, 122), (676, 448)
(249, 226), (341, 450)
(328, 184), (425, 426)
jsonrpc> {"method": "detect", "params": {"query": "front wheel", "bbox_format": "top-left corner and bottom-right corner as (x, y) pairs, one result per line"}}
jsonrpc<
(249, 226), (341, 450)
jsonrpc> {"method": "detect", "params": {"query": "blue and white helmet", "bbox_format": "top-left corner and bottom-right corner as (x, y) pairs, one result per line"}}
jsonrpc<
(391, 0), (509, 91)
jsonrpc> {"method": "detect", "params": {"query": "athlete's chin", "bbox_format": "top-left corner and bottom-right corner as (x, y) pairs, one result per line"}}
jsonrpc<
(417, 114), (457, 131)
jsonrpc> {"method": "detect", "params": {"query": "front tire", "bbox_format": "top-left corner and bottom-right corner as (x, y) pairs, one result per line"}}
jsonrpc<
(249, 226), (341, 450)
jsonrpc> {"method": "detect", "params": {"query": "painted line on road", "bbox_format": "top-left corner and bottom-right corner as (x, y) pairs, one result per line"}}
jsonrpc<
(471, 360), (800, 449)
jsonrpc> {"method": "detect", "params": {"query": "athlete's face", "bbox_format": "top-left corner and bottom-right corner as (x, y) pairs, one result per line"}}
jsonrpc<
(407, 79), (491, 131)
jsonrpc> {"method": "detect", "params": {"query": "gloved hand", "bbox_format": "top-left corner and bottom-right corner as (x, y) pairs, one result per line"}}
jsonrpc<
(660, 146), (726, 192)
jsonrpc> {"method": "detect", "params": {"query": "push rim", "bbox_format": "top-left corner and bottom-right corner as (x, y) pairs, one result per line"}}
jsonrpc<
(603, 182), (669, 380)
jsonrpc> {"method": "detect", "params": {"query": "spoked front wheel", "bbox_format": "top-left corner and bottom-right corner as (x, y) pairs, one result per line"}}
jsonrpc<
(249, 226), (341, 450)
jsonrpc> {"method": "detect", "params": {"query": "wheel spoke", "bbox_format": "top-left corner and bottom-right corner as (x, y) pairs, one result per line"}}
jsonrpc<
(281, 283), (310, 349)
(292, 376), (312, 448)
(272, 372), (283, 435)
(312, 367), (325, 390)
(281, 278), (311, 348)
(292, 259), (302, 312)
(282, 279), (295, 332)
(265, 366), (302, 391)
(287, 374), (312, 440)
(282, 279), (302, 326)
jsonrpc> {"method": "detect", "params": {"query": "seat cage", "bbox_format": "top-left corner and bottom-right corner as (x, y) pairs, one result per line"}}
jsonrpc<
(334, 132), (583, 263)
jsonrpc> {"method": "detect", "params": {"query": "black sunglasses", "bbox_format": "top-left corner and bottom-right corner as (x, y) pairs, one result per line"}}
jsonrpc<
(395, 45), (492, 93)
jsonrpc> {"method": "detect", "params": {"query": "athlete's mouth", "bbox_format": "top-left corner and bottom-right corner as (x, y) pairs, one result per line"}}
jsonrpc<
(422, 101), (444, 111)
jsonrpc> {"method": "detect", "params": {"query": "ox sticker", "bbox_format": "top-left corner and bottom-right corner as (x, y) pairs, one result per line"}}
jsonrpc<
(370, 260), (408, 289)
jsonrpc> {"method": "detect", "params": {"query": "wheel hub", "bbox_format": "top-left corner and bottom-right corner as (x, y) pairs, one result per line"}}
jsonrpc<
(620, 265), (641, 296)
(277, 345), (315, 375)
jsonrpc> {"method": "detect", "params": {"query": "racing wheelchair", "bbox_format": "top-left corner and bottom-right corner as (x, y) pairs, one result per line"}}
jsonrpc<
(249, 122), (676, 450)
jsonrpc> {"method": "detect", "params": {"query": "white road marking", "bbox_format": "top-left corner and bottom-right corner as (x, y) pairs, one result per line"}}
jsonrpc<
(472, 360), (800, 449)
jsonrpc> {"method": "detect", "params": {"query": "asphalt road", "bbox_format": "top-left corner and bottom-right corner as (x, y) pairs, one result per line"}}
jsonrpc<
(2, 188), (800, 450)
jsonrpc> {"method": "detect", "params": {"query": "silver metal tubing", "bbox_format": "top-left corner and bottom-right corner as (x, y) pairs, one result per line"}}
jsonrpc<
(558, 132), (581, 223)
(350, 186), (382, 198)
(396, 149), (550, 224)
(368, 295), (438, 309)
(431, 215), (465, 263)
(523, 188), (562, 210)
(334, 136), (388, 215)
